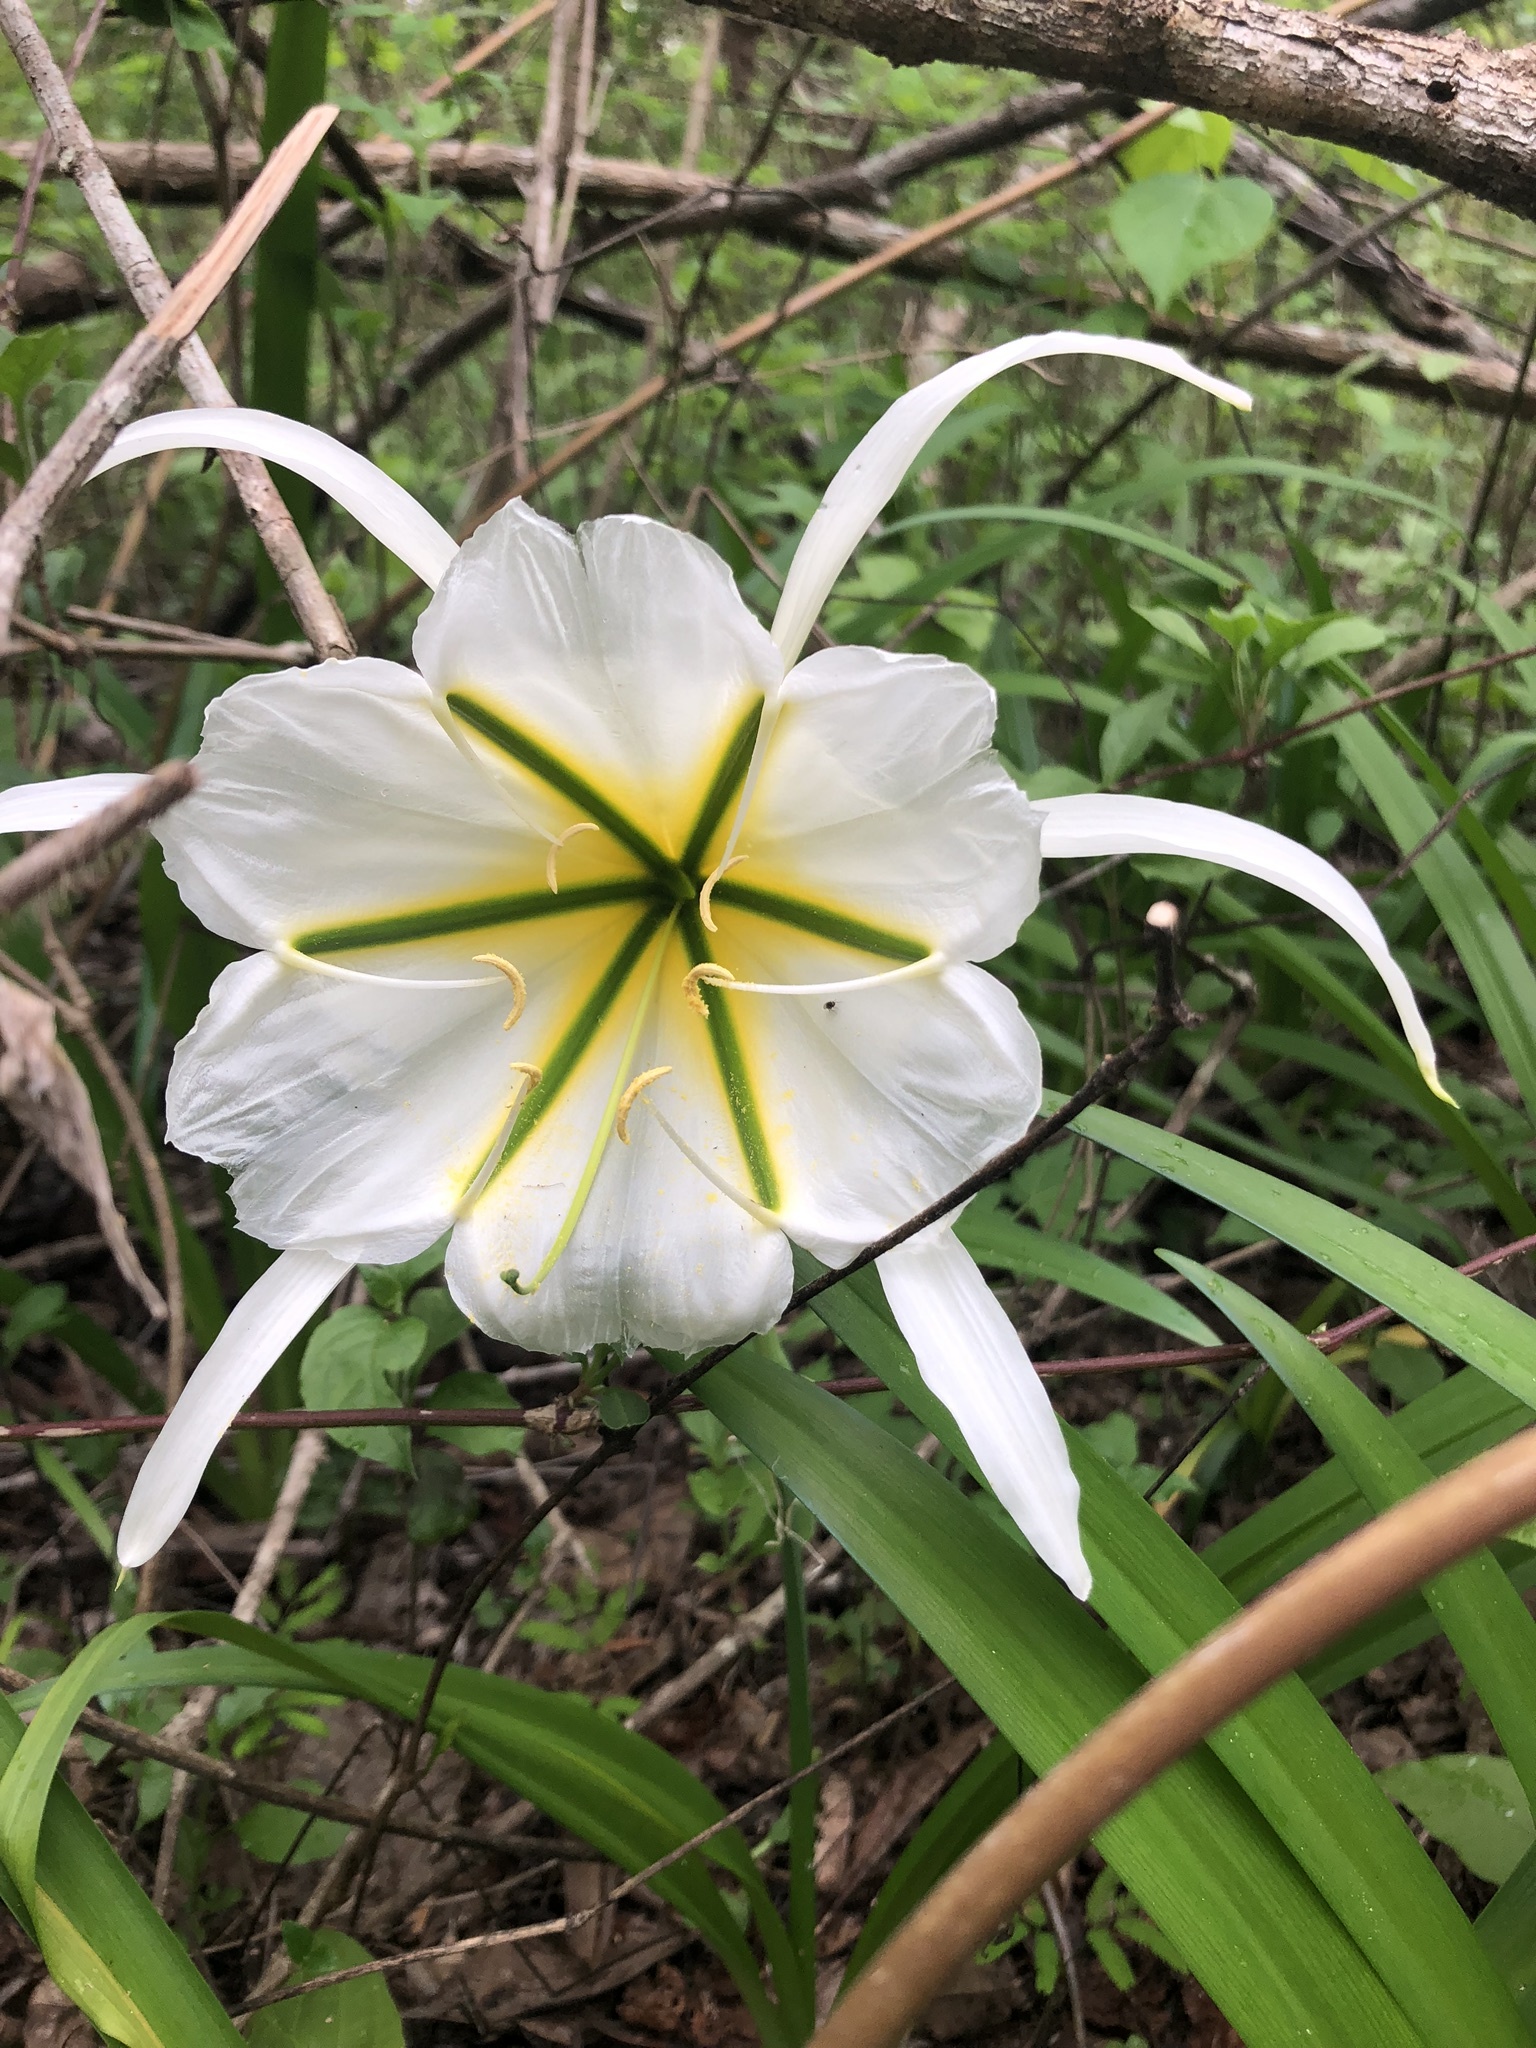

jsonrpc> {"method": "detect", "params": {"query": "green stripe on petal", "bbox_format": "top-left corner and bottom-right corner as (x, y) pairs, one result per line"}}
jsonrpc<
(680, 698), (763, 874)
(447, 691), (691, 896)
(292, 878), (658, 956)
(680, 904), (780, 1209)
(708, 880), (927, 963)
(493, 906), (672, 1175)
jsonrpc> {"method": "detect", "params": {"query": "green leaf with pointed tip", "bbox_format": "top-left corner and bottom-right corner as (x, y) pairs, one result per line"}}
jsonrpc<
(246, 1926), (405, 2047)
(1052, 1095), (1536, 1408)
(1164, 1253), (1536, 1816)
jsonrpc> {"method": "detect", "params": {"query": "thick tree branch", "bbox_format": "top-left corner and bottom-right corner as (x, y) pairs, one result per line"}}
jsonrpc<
(682, 0), (1536, 223)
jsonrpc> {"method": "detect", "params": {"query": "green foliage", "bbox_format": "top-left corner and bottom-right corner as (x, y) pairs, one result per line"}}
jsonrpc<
(1381, 1758), (1534, 1885)
(245, 1927), (405, 2047)
(1108, 173), (1275, 310)
(299, 1304), (426, 1471)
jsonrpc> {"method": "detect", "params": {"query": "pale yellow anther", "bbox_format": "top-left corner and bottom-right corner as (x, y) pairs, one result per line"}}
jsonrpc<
(472, 954), (527, 1030)
(682, 962), (734, 1019)
(615, 1066), (672, 1144)
(509, 1060), (543, 1100)
(546, 821), (598, 894)
(698, 854), (748, 934)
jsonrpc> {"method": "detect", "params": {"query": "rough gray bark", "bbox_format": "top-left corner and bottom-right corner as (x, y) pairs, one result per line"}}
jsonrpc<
(678, 0), (1536, 222)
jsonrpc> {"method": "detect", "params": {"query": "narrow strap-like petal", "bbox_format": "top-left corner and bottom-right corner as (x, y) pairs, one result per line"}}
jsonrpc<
(117, 1248), (350, 1567)
(877, 1227), (1090, 1598)
(0, 773), (146, 834)
(88, 411), (459, 592)
(771, 333), (1250, 667)
(1035, 791), (1450, 1101)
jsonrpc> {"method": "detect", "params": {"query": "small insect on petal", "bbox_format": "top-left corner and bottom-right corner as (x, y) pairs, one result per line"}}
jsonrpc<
(473, 953), (527, 1029)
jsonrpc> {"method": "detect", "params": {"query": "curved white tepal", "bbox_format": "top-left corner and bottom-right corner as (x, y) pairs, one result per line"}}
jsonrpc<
(89, 411), (460, 592)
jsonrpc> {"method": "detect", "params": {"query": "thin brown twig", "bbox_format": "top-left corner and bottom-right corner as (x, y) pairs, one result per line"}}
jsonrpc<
(238, 1675), (959, 2011)
(806, 1422), (1536, 2048)
(1121, 639), (1536, 789)
(421, 0), (556, 102)
(0, 99), (340, 652)
(39, 915), (188, 1433)
(0, 761), (194, 921)
(0, 1663), (556, 1862)
(0, 0), (351, 660)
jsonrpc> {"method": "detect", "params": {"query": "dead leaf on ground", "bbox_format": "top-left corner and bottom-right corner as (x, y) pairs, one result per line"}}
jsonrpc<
(813, 1771), (854, 1892)
(22, 1978), (92, 2048)
(839, 1720), (989, 1900)
(0, 977), (162, 1319)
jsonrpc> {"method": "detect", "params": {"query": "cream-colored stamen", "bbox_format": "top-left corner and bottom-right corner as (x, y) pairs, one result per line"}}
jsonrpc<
(472, 953), (527, 1029)
(615, 1065), (672, 1144)
(454, 1061), (544, 1220)
(682, 961), (735, 1018)
(698, 854), (747, 933)
(546, 820), (598, 894)
(702, 955), (944, 1002)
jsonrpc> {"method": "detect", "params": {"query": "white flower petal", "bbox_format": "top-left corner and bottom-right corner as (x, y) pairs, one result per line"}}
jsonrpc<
(738, 646), (1039, 959)
(878, 1228), (1089, 1596)
(167, 906), (635, 1265)
(695, 924), (1041, 1256)
(88, 410), (458, 590)
(448, 939), (792, 1353)
(117, 1248), (349, 1567)
(1036, 792), (1449, 1099)
(0, 774), (147, 833)
(772, 333), (1250, 666)
(416, 506), (778, 855)
(159, 659), (554, 951)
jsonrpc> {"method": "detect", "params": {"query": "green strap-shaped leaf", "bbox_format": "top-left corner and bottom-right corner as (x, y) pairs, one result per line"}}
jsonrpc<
(956, 1194), (1221, 1345)
(0, 1682), (241, 2045)
(0, 1615), (156, 1911)
(1208, 1364), (1535, 1603)
(797, 1262), (1527, 2048)
(1314, 682), (1536, 1121)
(1055, 1095), (1536, 1407)
(1165, 1253), (1536, 1817)
(1479, 1845), (1536, 2028)
(701, 1346), (1437, 2048)
(1199, 883), (1535, 1235)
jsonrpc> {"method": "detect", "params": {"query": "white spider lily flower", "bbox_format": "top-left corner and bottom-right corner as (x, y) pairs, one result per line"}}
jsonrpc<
(7, 333), (1445, 1597)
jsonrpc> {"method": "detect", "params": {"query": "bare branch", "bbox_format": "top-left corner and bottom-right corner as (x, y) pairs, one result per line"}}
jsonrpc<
(683, 0), (1536, 224)
(0, 0), (352, 659)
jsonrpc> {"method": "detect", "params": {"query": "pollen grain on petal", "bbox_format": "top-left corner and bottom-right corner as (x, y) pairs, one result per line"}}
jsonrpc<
(616, 1065), (672, 1145)
(545, 820), (599, 894)
(682, 961), (735, 1018)
(472, 953), (527, 1029)
(698, 853), (748, 933)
